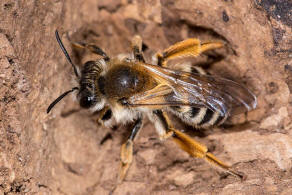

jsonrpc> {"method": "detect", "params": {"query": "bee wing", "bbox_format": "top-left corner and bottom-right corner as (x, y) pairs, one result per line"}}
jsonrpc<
(128, 63), (257, 116)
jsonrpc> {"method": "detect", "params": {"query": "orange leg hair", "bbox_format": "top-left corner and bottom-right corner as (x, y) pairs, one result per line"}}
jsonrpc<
(152, 110), (243, 178)
(156, 38), (223, 67)
(119, 117), (143, 182)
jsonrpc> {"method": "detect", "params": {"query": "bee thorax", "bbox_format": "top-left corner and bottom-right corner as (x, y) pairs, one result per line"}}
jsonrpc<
(111, 105), (141, 125)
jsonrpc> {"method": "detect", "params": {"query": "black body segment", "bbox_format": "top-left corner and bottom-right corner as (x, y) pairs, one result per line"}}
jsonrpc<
(79, 61), (103, 108)
(190, 107), (201, 118)
(198, 108), (214, 125)
(104, 64), (151, 98)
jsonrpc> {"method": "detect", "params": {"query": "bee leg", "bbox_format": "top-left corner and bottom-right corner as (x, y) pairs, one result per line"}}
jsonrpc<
(119, 117), (143, 182)
(131, 35), (145, 62)
(156, 39), (223, 67)
(71, 42), (110, 61)
(152, 110), (174, 140)
(152, 110), (242, 178)
(170, 128), (243, 178)
(95, 107), (112, 125)
(94, 106), (112, 125)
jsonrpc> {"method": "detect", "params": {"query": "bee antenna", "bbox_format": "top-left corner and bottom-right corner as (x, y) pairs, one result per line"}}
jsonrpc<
(47, 87), (79, 114)
(55, 30), (80, 78)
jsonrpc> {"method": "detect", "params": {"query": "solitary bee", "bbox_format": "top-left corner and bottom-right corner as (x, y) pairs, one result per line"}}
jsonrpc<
(47, 30), (256, 181)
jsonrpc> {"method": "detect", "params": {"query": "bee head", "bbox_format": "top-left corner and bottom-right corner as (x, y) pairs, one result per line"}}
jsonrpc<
(77, 60), (105, 110)
(78, 88), (97, 108)
(47, 30), (106, 114)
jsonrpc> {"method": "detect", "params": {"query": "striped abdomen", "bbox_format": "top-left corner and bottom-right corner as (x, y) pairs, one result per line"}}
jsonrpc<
(169, 66), (227, 128)
(169, 106), (226, 128)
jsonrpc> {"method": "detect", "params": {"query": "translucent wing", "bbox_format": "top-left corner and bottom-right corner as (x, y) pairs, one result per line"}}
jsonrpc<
(128, 63), (257, 116)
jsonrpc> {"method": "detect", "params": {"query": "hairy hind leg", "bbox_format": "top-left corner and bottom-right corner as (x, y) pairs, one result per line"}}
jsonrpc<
(151, 110), (243, 178)
(156, 38), (223, 67)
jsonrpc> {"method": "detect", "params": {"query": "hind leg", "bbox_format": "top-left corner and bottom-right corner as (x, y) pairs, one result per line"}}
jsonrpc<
(151, 109), (242, 178)
(155, 39), (223, 67)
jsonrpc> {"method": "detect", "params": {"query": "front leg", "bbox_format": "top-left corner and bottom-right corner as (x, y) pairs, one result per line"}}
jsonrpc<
(95, 106), (113, 126)
(71, 41), (110, 61)
(119, 117), (143, 181)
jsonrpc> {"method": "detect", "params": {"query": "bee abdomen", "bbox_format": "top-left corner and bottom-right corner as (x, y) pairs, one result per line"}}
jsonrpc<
(169, 106), (226, 128)
(169, 66), (226, 128)
(197, 108), (225, 127)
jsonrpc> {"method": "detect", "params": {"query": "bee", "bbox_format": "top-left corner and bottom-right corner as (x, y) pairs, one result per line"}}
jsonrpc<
(47, 30), (257, 181)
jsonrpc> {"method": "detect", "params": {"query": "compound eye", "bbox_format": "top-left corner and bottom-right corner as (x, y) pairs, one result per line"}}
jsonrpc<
(80, 95), (95, 108)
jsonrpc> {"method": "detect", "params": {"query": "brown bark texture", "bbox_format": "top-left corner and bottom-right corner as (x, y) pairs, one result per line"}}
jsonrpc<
(0, 0), (291, 194)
